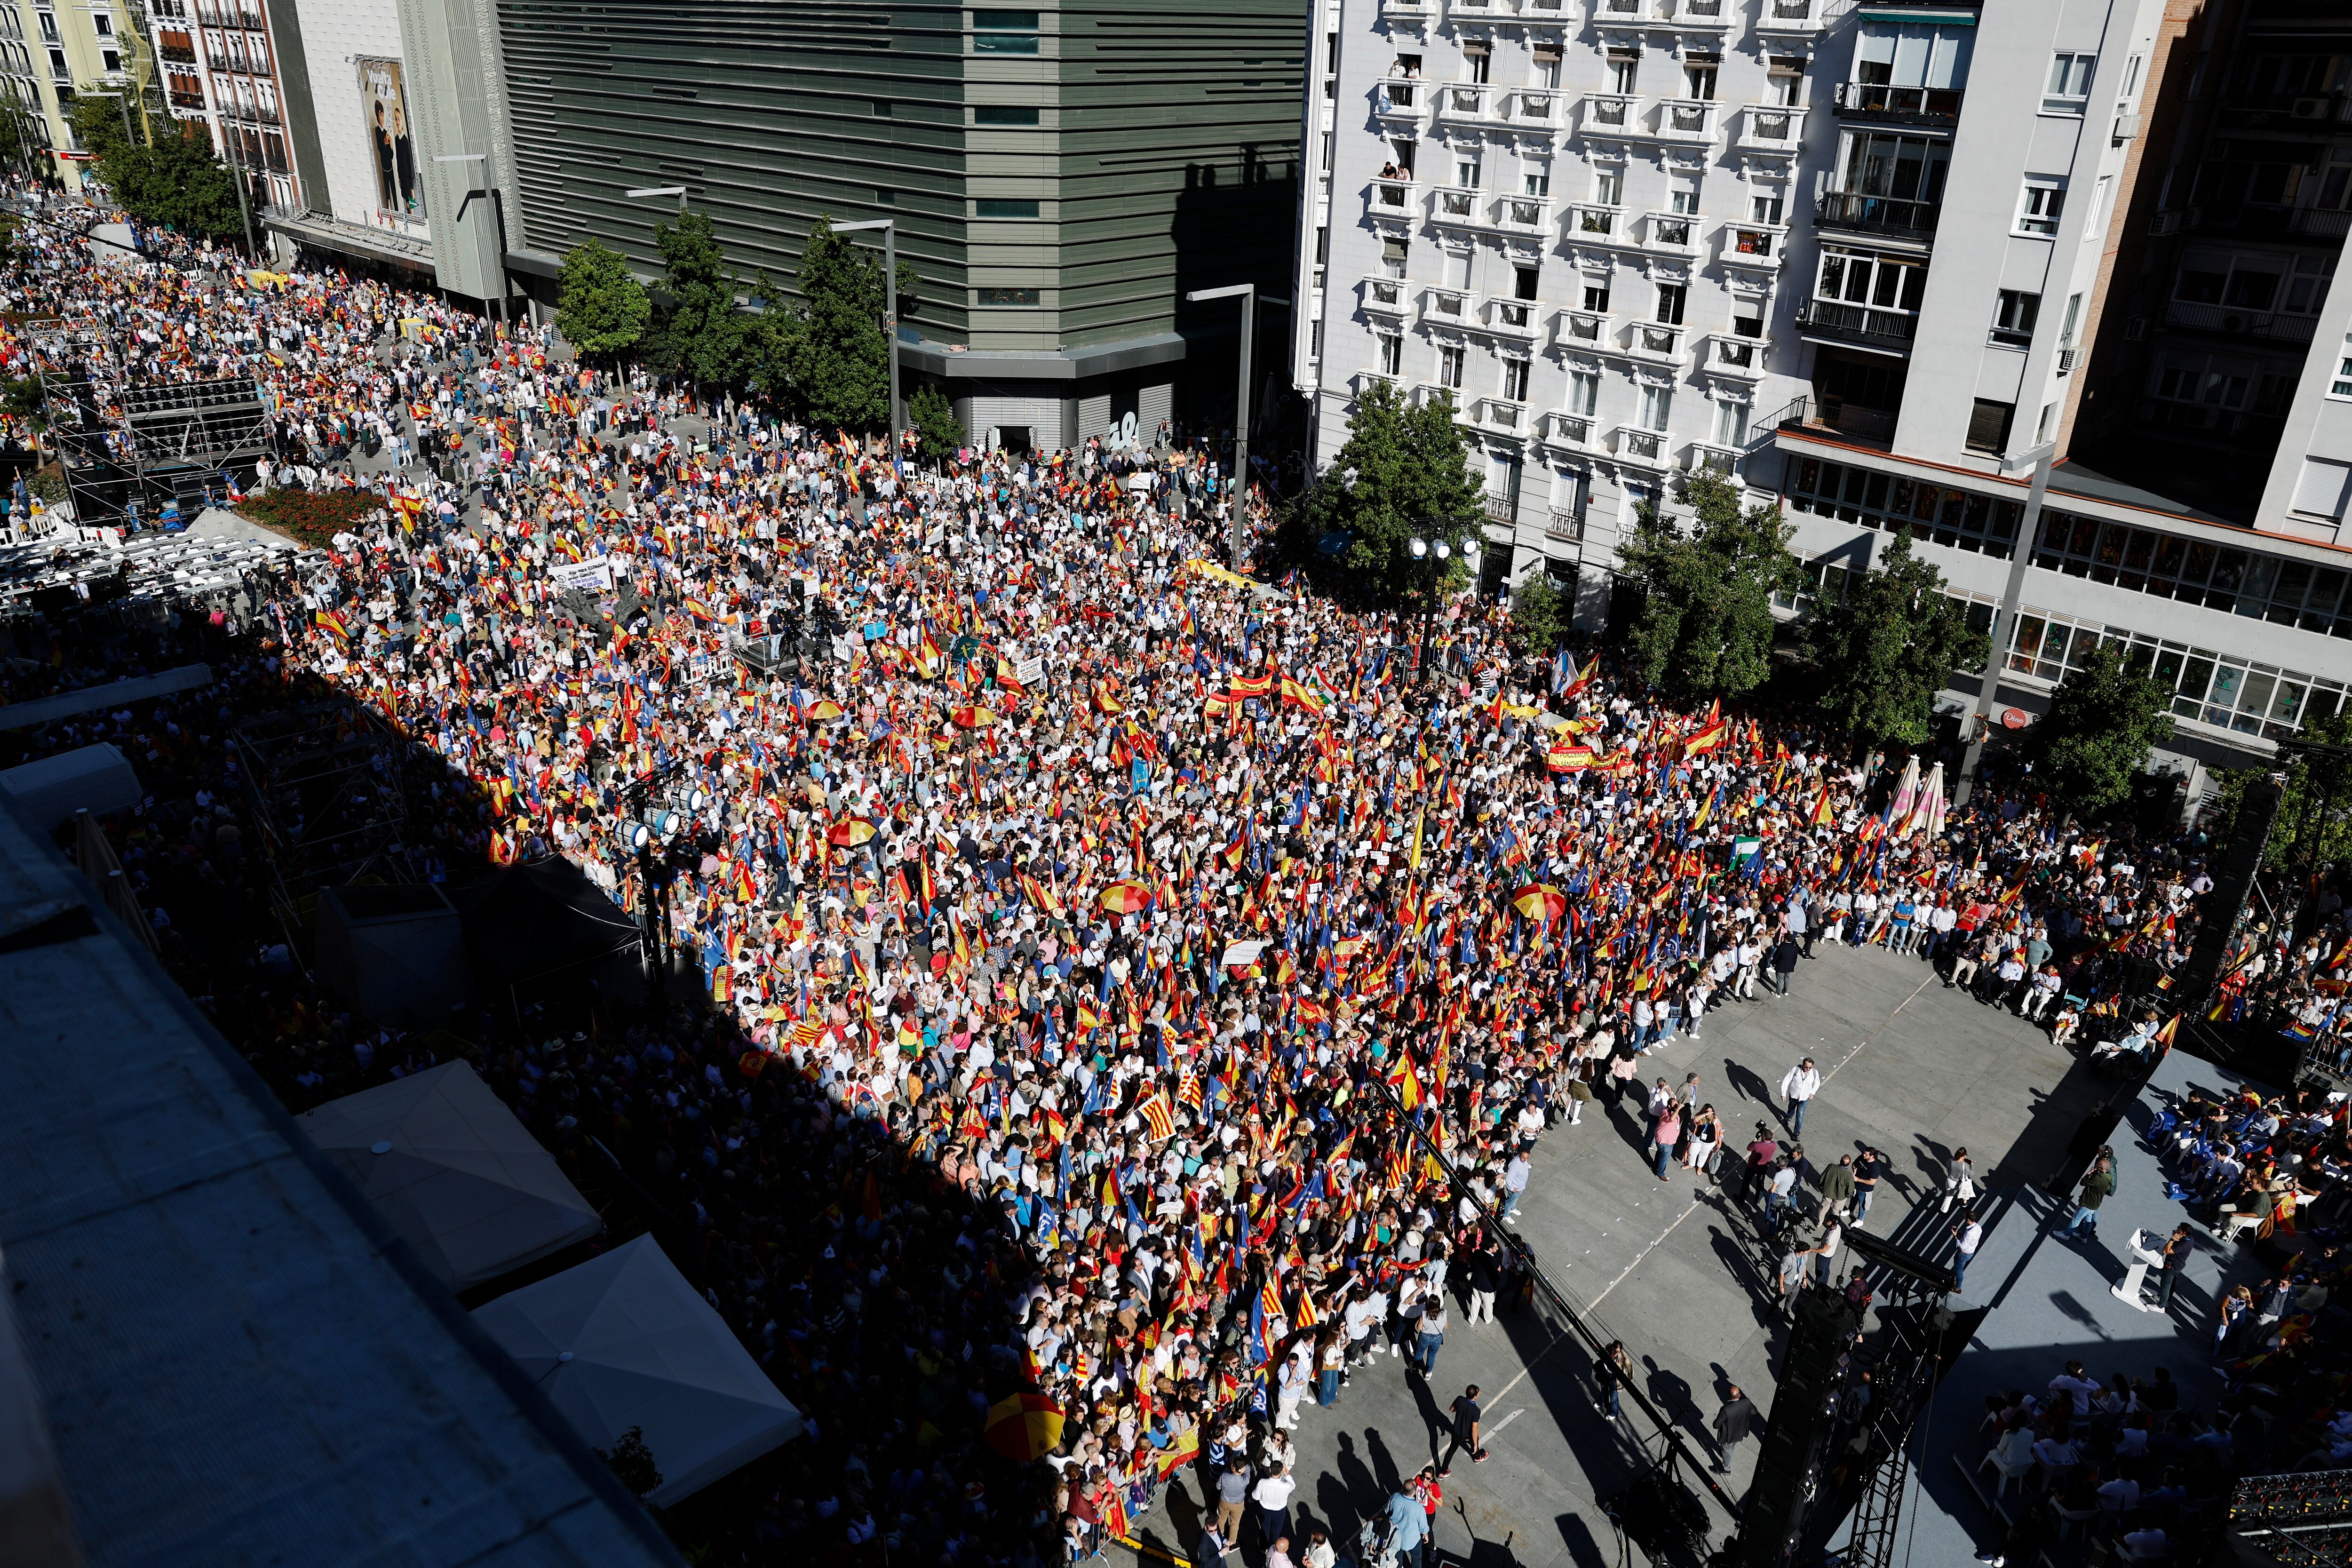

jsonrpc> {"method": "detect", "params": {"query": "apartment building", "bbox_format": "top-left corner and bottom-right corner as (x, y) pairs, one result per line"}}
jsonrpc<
(5, 0), (143, 194)
(1303, 0), (2352, 764)
(143, 0), (295, 210)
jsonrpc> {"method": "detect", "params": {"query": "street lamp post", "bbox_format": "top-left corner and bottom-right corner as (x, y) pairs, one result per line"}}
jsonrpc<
(1954, 438), (2058, 808)
(1184, 283), (1290, 574)
(830, 218), (901, 458)
(621, 769), (705, 1003)
(434, 151), (509, 325)
(1408, 520), (1481, 689)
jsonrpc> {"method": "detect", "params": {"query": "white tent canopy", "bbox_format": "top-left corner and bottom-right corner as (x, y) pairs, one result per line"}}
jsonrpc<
(471, 1234), (804, 1507)
(293, 1059), (602, 1290)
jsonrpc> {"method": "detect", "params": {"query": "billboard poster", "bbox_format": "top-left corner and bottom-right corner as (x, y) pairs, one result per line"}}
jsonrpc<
(356, 57), (420, 221)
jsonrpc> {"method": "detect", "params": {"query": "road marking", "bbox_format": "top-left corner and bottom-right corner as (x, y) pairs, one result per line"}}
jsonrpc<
(1486, 1407), (1526, 1441)
(1820, 971), (1938, 1086)
(1589, 1189), (1713, 1311)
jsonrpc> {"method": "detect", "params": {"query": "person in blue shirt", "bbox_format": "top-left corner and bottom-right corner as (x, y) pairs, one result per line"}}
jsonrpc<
(1383, 1487), (1429, 1568)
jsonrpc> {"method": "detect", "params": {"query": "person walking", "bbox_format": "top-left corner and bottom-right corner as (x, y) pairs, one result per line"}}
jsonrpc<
(1772, 932), (1801, 996)
(1780, 1057), (1822, 1135)
(1252, 1462), (1295, 1552)
(2060, 1154), (2116, 1239)
(1212, 1457), (1250, 1546)
(1952, 1208), (1983, 1290)
(1597, 1340), (1631, 1420)
(1465, 1242), (1502, 1325)
(1817, 1153), (1858, 1225)
(1713, 1384), (1760, 1474)
(1413, 1297), (1447, 1377)
(1440, 1384), (1487, 1473)
(1852, 1146), (1885, 1228)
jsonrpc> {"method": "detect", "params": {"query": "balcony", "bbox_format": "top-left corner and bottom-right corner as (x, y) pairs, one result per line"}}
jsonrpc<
(1553, 310), (1606, 350)
(1546, 508), (1585, 543)
(1361, 275), (1409, 316)
(1435, 83), (1491, 126)
(1568, 203), (1624, 239)
(1755, 0), (1826, 32)
(167, 89), (204, 109)
(1470, 398), (1527, 436)
(1611, 426), (1670, 467)
(1579, 94), (1640, 138)
(1379, 0), (1430, 24)
(1795, 298), (1918, 352)
(2216, 202), (2352, 243)
(1737, 104), (1805, 152)
(1429, 185), (1481, 226)
(1421, 286), (1474, 328)
(1513, 0), (1570, 22)
(1685, 440), (1741, 475)
(1653, 99), (1718, 144)
(158, 43), (195, 63)
(1623, 322), (1686, 365)
(1542, 412), (1592, 451)
(1497, 88), (1560, 131)
(1479, 298), (1542, 340)
(1351, 368), (1404, 399)
(1642, 210), (1698, 254)
(1813, 190), (1940, 242)
(1772, 393), (1897, 451)
(1448, 0), (1498, 17)
(2160, 300), (2319, 346)
(1833, 82), (1963, 129)
(1494, 194), (1551, 236)
(1721, 223), (1786, 271)
(1373, 80), (1427, 128)
(1368, 177), (1415, 220)
(1706, 334), (1765, 375)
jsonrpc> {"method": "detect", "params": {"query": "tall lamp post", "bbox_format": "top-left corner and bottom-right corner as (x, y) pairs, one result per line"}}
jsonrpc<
(1408, 519), (1480, 689)
(1184, 283), (1289, 573)
(433, 151), (508, 325)
(1954, 438), (2058, 808)
(828, 217), (901, 458)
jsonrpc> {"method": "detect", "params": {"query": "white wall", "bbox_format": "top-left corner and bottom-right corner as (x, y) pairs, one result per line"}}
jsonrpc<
(289, 0), (417, 234)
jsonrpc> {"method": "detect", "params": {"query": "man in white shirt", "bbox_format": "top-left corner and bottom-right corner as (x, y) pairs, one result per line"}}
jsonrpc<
(1780, 1057), (1822, 1135)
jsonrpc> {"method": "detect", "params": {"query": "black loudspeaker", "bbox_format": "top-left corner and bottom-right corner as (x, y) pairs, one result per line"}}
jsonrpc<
(1728, 1290), (1867, 1568)
(1600, 1463), (1711, 1562)
(2176, 776), (2281, 1012)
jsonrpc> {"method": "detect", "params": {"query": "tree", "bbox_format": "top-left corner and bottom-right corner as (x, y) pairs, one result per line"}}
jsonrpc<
(2215, 701), (2352, 876)
(555, 239), (650, 359)
(592, 1425), (664, 1501)
(642, 207), (744, 391)
(1800, 527), (1986, 747)
(1613, 469), (1797, 703)
(1292, 378), (1482, 602)
(908, 383), (964, 464)
(750, 218), (892, 432)
(2022, 643), (2175, 816)
(1505, 570), (1568, 657)
(69, 99), (241, 242)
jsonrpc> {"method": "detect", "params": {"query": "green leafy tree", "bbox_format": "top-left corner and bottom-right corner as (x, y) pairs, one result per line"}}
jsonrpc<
(1295, 378), (1483, 602)
(1506, 571), (1569, 657)
(907, 382), (964, 464)
(555, 239), (650, 359)
(2214, 701), (2352, 876)
(1801, 527), (1986, 747)
(70, 100), (240, 241)
(750, 219), (892, 432)
(2022, 643), (2175, 816)
(1614, 469), (1797, 703)
(592, 1425), (664, 1501)
(643, 207), (744, 392)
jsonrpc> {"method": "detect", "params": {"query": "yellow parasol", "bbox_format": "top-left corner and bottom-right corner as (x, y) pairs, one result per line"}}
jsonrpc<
(984, 1391), (1065, 1462)
(1510, 883), (1568, 924)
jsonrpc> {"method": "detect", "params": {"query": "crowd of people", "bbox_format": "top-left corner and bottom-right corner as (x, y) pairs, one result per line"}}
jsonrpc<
(7, 198), (2352, 1568)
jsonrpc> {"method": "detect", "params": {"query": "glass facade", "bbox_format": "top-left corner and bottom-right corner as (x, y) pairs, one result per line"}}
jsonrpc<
(1991, 610), (2346, 740)
(2030, 510), (2352, 635)
(1782, 455), (2021, 556)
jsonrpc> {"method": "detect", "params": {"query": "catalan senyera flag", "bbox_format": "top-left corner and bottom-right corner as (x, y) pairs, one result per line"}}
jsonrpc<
(1138, 1090), (1176, 1143)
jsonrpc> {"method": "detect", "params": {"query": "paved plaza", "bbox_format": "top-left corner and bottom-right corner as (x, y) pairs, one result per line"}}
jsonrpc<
(1116, 941), (2118, 1568)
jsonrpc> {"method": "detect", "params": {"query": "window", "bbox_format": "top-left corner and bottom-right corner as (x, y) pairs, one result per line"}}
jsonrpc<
(1965, 398), (2014, 455)
(2225, 269), (2279, 310)
(1767, 56), (1805, 107)
(1684, 63), (1716, 101)
(1714, 398), (1749, 447)
(975, 104), (1039, 125)
(2120, 53), (2144, 101)
(973, 9), (1040, 53)
(1750, 191), (1783, 225)
(1583, 282), (1610, 312)
(1608, 51), (1638, 95)
(2155, 366), (2248, 408)
(36, 12), (56, 42)
(1455, 156), (1481, 189)
(1640, 383), (1673, 431)
(1523, 168), (1549, 197)
(1594, 170), (1621, 207)
(90, 11), (110, 33)
(977, 287), (1040, 305)
(873, 99), (893, 116)
(2017, 181), (2065, 236)
(1669, 178), (1700, 215)
(1654, 283), (1685, 325)
(100, 47), (117, 72)
(2044, 51), (2095, 111)
(875, 188), (896, 205)
(1379, 332), (1403, 375)
(2330, 334), (2352, 398)
(1990, 289), (2039, 347)
(2286, 255), (2336, 315)
(1382, 237), (1407, 279)
(1513, 265), (1538, 301)
(1816, 249), (1926, 311)
(1567, 370), (1598, 415)
(1464, 44), (1489, 85)
(2058, 291), (2082, 345)
(1439, 346), (1465, 389)
(976, 198), (1040, 218)
(1501, 358), (1530, 401)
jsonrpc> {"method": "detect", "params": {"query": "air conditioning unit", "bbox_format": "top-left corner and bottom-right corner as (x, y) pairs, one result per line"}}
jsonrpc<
(2223, 313), (2247, 332)
(2292, 96), (2331, 120)
(2149, 210), (2181, 235)
(2112, 110), (2142, 142)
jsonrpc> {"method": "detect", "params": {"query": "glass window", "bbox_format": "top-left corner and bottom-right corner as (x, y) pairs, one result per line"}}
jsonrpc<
(976, 199), (1040, 218)
(976, 105), (1041, 125)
